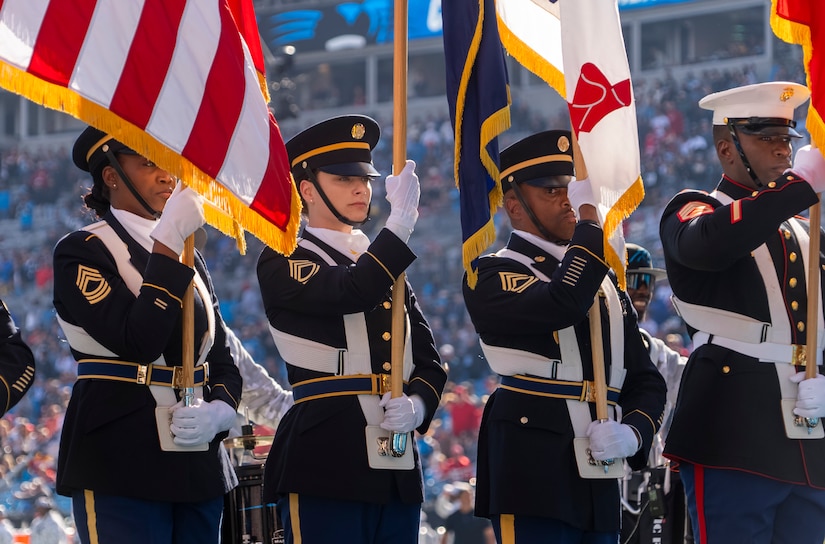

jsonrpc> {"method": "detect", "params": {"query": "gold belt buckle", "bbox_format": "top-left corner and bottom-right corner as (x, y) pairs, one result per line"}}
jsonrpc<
(171, 366), (183, 389)
(136, 364), (148, 385)
(379, 374), (391, 396)
(792, 344), (806, 367)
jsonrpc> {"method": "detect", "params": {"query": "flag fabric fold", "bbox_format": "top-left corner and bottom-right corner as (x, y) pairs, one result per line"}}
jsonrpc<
(496, 0), (643, 286)
(443, 0), (511, 288)
(771, 0), (824, 150)
(0, 0), (300, 256)
(495, 0), (565, 98)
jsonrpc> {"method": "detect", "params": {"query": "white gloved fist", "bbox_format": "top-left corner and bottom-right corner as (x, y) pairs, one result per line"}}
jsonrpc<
(586, 420), (640, 461)
(384, 160), (420, 243)
(150, 181), (206, 255)
(566, 177), (597, 213)
(169, 398), (236, 446)
(791, 372), (825, 418)
(790, 145), (825, 193)
(379, 392), (425, 433)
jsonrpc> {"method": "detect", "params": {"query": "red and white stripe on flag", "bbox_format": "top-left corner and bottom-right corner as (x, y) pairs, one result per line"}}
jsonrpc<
(0, 0), (300, 256)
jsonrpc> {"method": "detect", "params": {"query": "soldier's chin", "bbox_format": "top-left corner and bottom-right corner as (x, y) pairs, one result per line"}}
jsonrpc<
(632, 300), (647, 314)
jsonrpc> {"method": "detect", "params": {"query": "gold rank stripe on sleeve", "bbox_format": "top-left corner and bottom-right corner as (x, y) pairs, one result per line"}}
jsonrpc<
(498, 272), (538, 293)
(288, 259), (321, 284)
(730, 199), (743, 224)
(676, 201), (714, 223)
(142, 284), (183, 306)
(561, 255), (587, 287)
(75, 265), (111, 305)
(11, 365), (34, 393)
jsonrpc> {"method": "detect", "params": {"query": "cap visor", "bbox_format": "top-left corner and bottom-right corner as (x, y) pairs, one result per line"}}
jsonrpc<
(320, 162), (380, 177)
(522, 175), (572, 189)
(737, 125), (802, 138)
(628, 267), (668, 281)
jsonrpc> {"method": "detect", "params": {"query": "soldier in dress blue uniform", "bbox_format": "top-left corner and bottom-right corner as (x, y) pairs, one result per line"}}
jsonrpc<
(0, 298), (35, 416)
(53, 127), (242, 544)
(256, 114), (447, 544)
(462, 130), (666, 544)
(660, 81), (825, 543)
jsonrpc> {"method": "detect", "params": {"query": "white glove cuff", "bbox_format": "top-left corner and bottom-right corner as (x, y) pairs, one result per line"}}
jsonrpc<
(385, 220), (414, 243)
(150, 222), (185, 255)
(212, 400), (238, 434)
(567, 177), (597, 211)
(410, 394), (426, 429)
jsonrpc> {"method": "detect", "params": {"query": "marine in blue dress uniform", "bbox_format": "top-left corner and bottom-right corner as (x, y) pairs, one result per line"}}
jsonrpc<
(54, 127), (242, 544)
(660, 81), (825, 543)
(0, 298), (35, 416)
(462, 130), (666, 543)
(256, 115), (447, 544)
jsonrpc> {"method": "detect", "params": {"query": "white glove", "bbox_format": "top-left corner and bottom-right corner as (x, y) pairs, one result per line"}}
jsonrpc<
(150, 182), (206, 254)
(384, 160), (420, 243)
(566, 177), (597, 212)
(790, 145), (825, 193)
(169, 398), (236, 446)
(586, 420), (640, 461)
(790, 372), (825, 418)
(379, 392), (425, 433)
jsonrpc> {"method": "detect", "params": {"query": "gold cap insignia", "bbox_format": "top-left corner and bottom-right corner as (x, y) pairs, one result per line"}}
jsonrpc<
(780, 87), (794, 102)
(352, 123), (366, 140)
(558, 136), (570, 152)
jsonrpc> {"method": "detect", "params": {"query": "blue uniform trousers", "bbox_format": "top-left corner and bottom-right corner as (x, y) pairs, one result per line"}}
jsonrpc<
(680, 463), (825, 544)
(277, 493), (419, 544)
(72, 490), (224, 544)
(491, 514), (618, 543)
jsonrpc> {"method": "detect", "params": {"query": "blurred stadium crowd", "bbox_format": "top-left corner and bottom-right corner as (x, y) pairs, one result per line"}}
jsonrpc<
(0, 44), (807, 538)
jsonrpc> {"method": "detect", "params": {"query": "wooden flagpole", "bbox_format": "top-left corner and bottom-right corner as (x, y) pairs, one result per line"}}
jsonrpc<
(389, 0), (409, 457)
(806, 199), (820, 381)
(571, 136), (609, 422)
(182, 234), (196, 405)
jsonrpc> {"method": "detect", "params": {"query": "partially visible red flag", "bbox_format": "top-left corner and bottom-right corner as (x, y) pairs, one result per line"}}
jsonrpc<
(0, 0), (300, 256)
(772, 0), (825, 150)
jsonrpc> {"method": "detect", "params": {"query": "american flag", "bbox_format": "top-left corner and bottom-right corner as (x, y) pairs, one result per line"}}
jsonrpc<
(0, 0), (300, 255)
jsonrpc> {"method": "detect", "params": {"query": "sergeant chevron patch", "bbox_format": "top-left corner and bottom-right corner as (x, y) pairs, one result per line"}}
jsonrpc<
(676, 201), (714, 222)
(499, 272), (538, 293)
(288, 260), (321, 284)
(76, 265), (111, 304)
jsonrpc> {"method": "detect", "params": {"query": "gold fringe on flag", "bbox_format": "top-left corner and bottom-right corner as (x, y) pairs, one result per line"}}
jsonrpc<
(603, 175), (645, 291)
(770, 0), (824, 151)
(0, 61), (301, 257)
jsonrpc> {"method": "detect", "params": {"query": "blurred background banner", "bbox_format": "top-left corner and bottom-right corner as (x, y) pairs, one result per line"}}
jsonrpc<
(0, 0), (300, 255)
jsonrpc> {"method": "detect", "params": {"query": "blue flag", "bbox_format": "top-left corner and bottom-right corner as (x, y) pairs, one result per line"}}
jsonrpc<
(443, 0), (511, 288)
